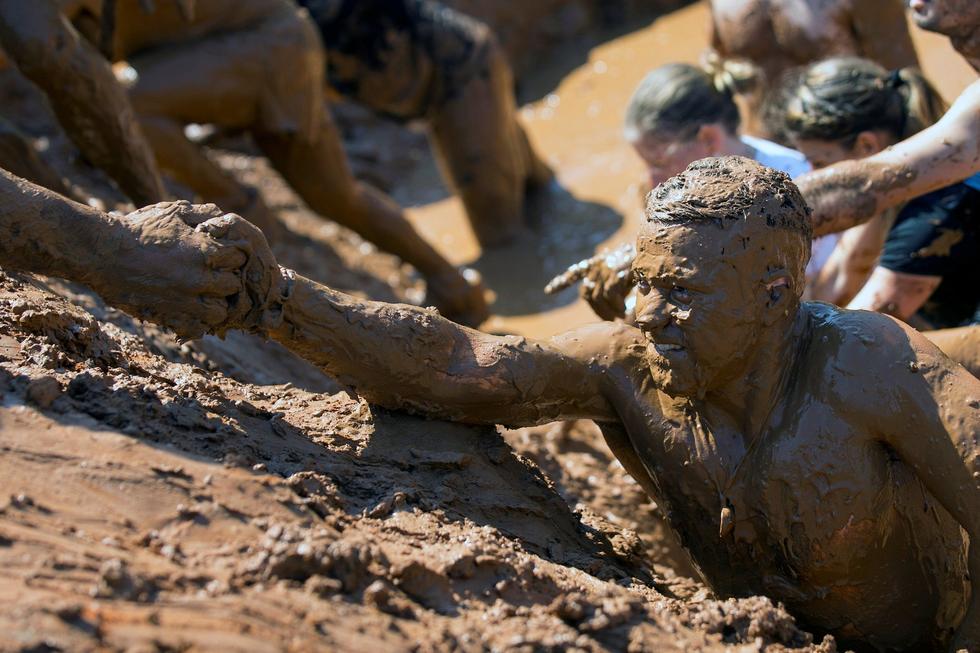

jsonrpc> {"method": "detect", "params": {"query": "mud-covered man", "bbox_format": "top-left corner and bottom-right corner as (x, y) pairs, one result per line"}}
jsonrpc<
(299, 0), (552, 248)
(708, 0), (919, 136)
(220, 157), (980, 652)
(4, 0), (487, 323)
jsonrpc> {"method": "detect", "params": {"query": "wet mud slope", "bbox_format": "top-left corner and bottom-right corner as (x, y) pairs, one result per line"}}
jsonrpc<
(0, 271), (836, 652)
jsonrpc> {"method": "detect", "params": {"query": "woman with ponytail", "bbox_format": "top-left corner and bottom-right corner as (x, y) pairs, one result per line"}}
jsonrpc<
(780, 57), (978, 330)
(623, 57), (811, 188)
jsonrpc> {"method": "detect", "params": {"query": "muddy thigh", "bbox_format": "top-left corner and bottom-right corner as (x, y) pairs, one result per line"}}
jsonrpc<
(125, 5), (323, 139)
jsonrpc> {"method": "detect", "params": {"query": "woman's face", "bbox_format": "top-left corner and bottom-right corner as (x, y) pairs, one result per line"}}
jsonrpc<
(792, 139), (858, 170)
(793, 131), (894, 170)
(630, 132), (712, 188)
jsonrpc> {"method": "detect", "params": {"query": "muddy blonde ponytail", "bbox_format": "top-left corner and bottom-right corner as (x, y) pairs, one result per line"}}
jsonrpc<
(780, 57), (946, 145)
(700, 51), (759, 99)
(624, 56), (758, 142)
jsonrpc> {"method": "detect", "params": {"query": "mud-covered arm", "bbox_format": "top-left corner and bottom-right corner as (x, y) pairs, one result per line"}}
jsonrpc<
(0, 0), (165, 206)
(850, 0), (919, 70)
(798, 80), (980, 236)
(265, 273), (621, 427)
(866, 324), (980, 651)
(0, 168), (262, 339)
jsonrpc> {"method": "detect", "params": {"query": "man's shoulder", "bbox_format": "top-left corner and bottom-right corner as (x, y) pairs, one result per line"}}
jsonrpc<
(803, 303), (948, 382)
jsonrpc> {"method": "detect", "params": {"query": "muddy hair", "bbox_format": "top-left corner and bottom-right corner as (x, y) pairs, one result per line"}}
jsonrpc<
(645, 156), (812, 287)
(623, 56), (758, 142)
(779, 57), (947, 146)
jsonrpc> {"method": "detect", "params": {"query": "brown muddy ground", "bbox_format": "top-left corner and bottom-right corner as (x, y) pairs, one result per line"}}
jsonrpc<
(0, 1), (972, 650)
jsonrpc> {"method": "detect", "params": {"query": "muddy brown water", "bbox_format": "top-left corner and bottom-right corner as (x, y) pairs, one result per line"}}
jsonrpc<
(403, 0), (975, 338)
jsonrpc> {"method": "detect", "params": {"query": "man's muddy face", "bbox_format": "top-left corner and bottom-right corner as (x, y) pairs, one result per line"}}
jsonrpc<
(630, 134), (710, 189)
(631, 223), (767, 398)
(908, 0), (980, 36)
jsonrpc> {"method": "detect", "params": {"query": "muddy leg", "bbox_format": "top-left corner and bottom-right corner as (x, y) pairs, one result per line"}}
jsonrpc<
(253, 112), (487, 324)
(136, 115), (284, 240)
(428, 38), (550, 248)
(0, 115), (72, 197)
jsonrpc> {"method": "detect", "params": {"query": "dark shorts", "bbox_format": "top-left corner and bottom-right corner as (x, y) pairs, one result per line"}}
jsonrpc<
(878, 183), (980, 328)
(297, 0), (491, 120)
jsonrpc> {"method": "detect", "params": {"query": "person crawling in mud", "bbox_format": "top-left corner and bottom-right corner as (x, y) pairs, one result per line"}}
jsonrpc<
(707, 0), (919, 137)
(209, 156), (979, 653)
(796, 0), (980, 238)
(4, 0), (487, 324)
(298, 0), (553, 248)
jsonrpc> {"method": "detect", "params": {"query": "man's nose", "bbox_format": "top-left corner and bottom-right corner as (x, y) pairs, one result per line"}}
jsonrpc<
(634, 288), (671, 329)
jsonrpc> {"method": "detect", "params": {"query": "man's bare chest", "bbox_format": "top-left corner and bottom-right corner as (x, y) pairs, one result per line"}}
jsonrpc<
(620, 389), (900, 583)
(712, 0), (857, 64)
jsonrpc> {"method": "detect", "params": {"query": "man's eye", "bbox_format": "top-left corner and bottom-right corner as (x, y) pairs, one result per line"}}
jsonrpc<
(671, 286), (691, 303)
(635, 277), (651, 294)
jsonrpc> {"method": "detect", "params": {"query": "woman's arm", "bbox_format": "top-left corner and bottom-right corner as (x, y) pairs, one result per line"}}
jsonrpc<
(847, 267), (941, 321)
(798, 80), (980, 236)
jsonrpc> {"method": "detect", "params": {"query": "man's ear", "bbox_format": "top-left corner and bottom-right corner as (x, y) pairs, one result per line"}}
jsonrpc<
(761, 268), (792, 325)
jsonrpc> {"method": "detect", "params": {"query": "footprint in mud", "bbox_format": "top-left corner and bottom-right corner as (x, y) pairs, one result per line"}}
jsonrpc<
(467, 180), (622, 318)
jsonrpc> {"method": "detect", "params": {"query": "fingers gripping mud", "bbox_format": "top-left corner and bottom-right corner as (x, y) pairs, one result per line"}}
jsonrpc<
(116, 201), (289, 340)
(192, 210), (292, 338)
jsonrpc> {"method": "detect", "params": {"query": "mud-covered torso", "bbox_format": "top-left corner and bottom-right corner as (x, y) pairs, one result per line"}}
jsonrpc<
(605, 305), (967, 651)
(60, 0), (293, 59)
(710, 0), (859, 81)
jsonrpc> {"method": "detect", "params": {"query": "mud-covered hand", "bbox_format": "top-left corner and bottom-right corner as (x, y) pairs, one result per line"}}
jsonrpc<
(424, 267), (490, 327)
(190, 210), (290, 336)
(94, 201), (246, 339)
(546, 244), (635, 322)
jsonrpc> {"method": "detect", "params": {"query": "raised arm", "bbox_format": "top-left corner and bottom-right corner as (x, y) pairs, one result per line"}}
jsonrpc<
(798, 80), (980, 236)
(0, 168), (254, 339)
(262, 271), (621, 427)
(850, 0), (919, 70)
(865, 321), (980, 651)
(0, 0), (166, 205)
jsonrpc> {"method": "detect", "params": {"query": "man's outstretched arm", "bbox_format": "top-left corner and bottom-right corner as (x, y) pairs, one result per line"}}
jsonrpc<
(0, 0), (165, 205)
(263, 271), (623, 427)
(798, 80), (980, 236)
